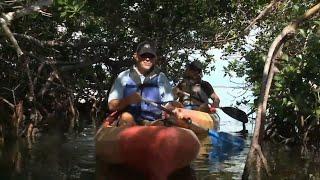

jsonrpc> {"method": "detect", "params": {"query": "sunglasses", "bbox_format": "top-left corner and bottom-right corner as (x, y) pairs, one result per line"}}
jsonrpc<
(140, 53), (156, 59)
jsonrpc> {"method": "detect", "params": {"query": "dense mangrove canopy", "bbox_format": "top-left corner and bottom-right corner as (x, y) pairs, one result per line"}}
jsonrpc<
(0, 0), (319, 149)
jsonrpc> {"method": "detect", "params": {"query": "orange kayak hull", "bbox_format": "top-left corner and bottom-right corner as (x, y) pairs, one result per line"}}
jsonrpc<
(174, 108), (217, 130)
(96, 126), (200, 180)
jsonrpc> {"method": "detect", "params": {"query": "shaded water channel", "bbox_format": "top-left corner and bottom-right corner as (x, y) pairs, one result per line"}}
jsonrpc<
(1, 121), (320, 179)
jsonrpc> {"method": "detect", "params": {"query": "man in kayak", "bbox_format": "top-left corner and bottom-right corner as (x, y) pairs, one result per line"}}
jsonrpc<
(174, 60), (220, 113)
(107, 40), (175, 126)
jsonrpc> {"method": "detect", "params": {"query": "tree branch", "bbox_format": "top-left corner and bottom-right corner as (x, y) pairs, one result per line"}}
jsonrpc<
(211, 0), (281, 44)
(0, 96), (15, 109)
(0, 0), (53, 56)
(0, 17), (23, 56)
(2, 0), (53, 22)
(243, 2), (320, 179)
(243, 0), (280, 33)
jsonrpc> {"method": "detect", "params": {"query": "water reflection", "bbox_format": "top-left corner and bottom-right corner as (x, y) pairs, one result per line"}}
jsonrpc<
(0, 127), (96, 180)
(265, 142), (320, 179)
(194, 135), (249, 180)
(2, 121), (320, 179)
(0, 125), (249, 180)
(97, 163), (197, 180)
(0, 126), (250, 180)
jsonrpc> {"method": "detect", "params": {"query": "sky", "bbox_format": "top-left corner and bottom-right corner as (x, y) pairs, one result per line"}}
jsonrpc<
(199, 29), (259, 133)
(202, 49), (254, 133)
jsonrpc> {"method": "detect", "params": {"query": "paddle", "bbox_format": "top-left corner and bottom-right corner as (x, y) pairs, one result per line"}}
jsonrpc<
(142, 98), (174, 115)
(142, 98), (245, 149)
(208, 130), (244, 149)
(142, 98), (192, 125)
(175, 89), (248, 123)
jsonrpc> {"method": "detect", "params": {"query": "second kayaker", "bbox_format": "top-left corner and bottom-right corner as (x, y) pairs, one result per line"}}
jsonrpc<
(174, 60), (220, 113)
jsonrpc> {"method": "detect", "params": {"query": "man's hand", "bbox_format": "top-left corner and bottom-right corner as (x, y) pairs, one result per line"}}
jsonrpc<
(172, 87), (184, 97)
(198, 103), (211, 113)
(208, 103), (217, 113)
(127, 92), (142, 104)
(164, 101), (184, 110)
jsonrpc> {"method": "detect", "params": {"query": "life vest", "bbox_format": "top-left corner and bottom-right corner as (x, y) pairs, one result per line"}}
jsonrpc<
(179, 79), (209, 110)
(123, 68), (162, 122)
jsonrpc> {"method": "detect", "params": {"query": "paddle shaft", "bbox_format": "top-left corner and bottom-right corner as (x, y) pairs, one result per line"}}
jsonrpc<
(142, 98), (198, 128)
(142, 98), (245, 147)
(176, 89), (248, 123)
(142, 98), (174, 115)
(142, 98), (245, 143)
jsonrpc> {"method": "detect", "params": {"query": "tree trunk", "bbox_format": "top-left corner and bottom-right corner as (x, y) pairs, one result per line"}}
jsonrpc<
(242, 3), (320, 179)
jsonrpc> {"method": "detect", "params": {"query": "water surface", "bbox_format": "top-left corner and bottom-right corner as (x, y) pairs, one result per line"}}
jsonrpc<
(1, 120), (319, 179)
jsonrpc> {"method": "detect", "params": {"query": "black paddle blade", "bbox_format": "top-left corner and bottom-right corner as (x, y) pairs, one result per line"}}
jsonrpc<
(220, 107), (248, 123)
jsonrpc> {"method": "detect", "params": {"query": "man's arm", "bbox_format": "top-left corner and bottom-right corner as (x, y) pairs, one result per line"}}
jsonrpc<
(107, 71), (142, 111)
(108, 93), (142, 111)
(210, 91), (220, 107)
(202, 81), (220, 107)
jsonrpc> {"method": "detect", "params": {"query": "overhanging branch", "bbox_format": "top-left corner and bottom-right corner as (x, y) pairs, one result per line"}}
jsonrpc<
(0, 0), (53, 57)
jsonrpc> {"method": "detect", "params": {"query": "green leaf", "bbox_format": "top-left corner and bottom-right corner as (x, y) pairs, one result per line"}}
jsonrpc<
(293, 4), (300, 12)
(274, 81), (282, 88)
(299, 29), (306, 38)
(316, 108), (320, 116)
(281, 53), (289, 61)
